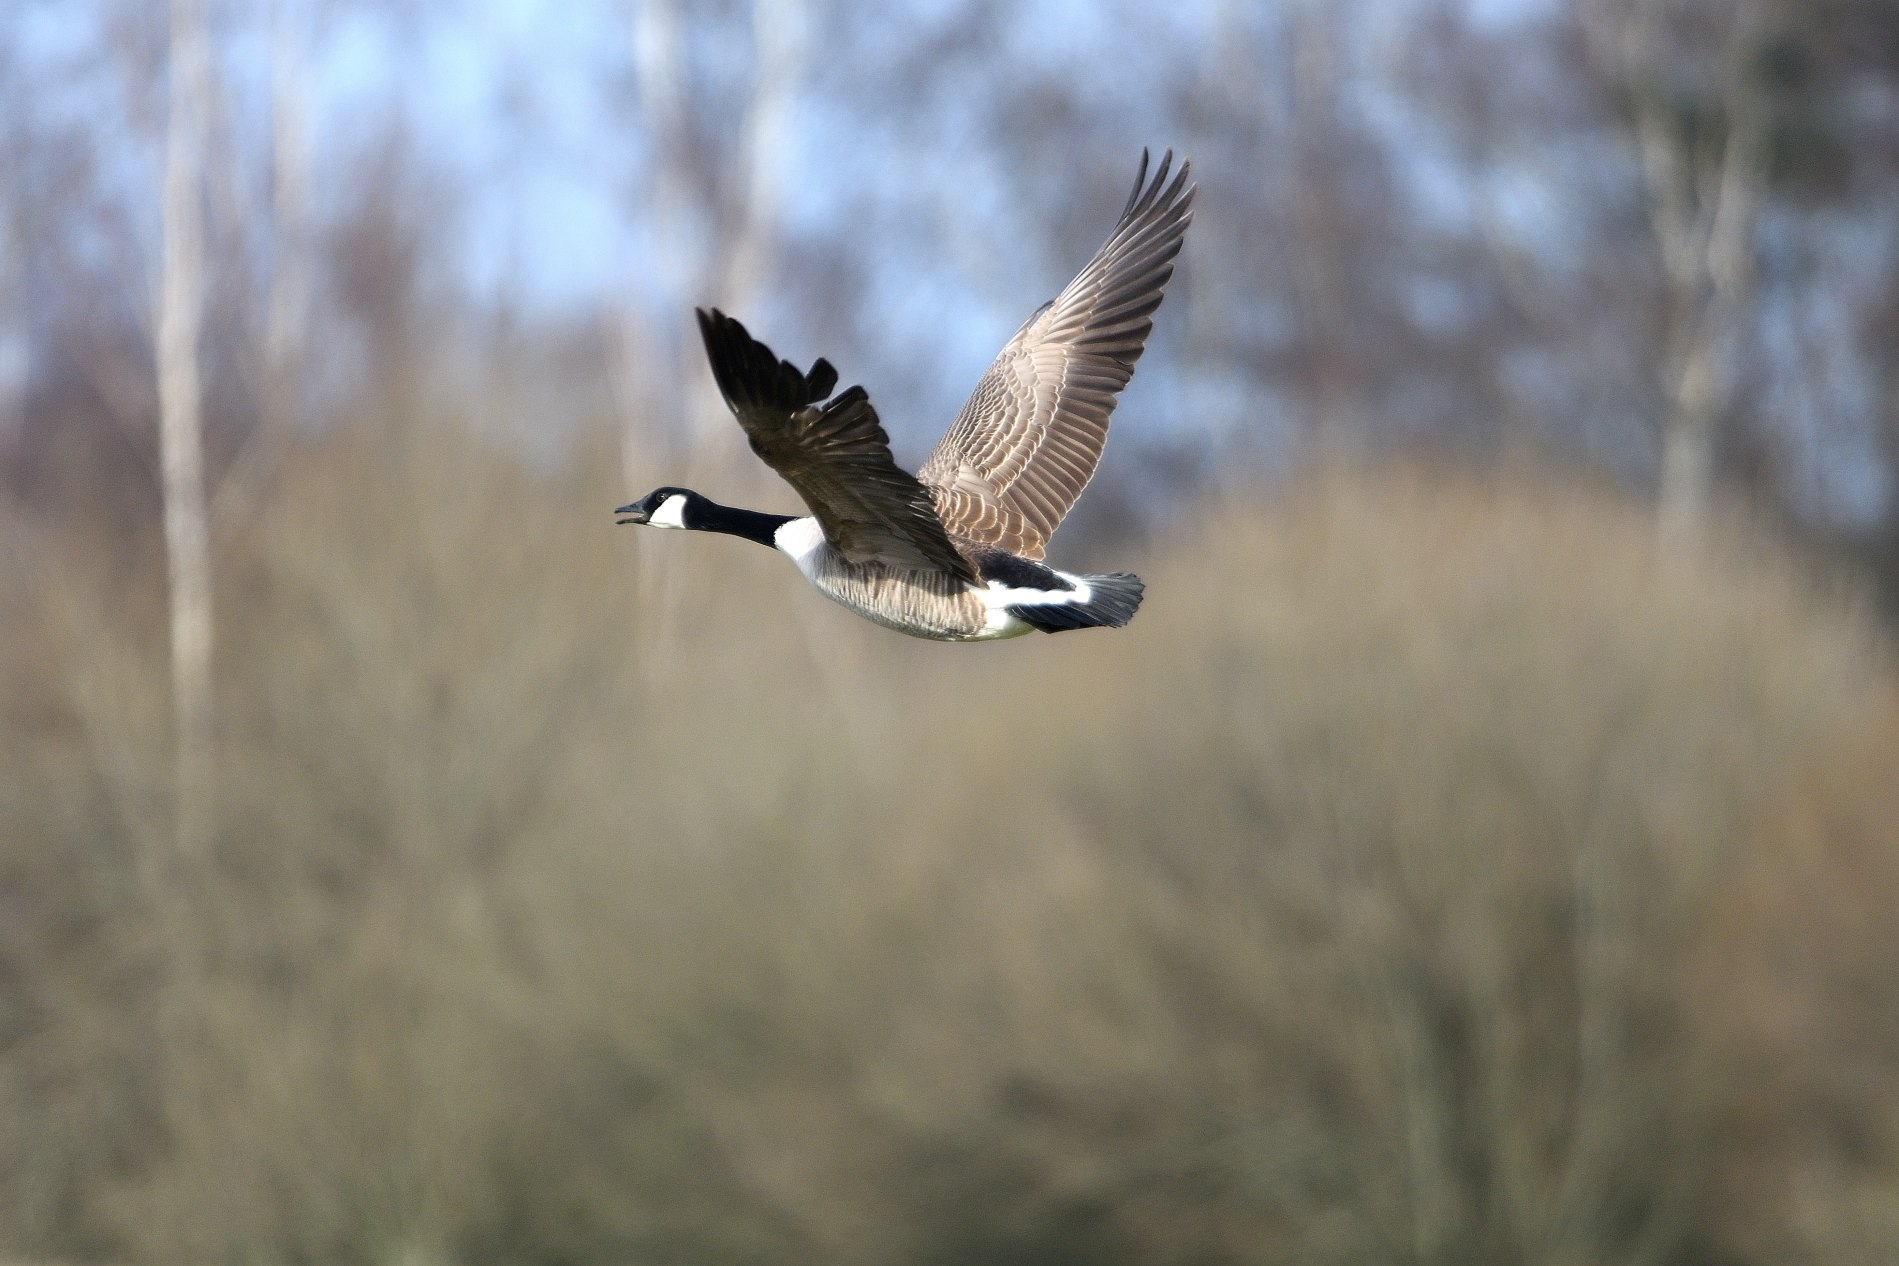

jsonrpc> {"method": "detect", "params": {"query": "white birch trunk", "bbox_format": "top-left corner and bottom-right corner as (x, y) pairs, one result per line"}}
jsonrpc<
(158, 0), (215, 858)
(631, 0), (702, 457)
(628, 0), (805, 460)
(1656, 352), (1717, 542)
(265, 0), (312, 440)
(720, 0), (806, 315)
(1589, 0), (1772, 545)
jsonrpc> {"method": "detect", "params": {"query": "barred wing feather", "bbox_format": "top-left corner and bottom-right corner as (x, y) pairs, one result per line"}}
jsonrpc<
(918, 150), (1196, 560)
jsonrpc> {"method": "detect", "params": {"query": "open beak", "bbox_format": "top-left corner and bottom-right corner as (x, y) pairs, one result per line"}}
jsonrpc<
(614, 502), (647, 526)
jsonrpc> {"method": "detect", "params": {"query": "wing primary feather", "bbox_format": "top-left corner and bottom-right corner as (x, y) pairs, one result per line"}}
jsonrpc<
(693, 308), (977, 581)
(1120, 147), (1152, 219)
(806, 357), (838, 400)
(696, 308), (835, 412)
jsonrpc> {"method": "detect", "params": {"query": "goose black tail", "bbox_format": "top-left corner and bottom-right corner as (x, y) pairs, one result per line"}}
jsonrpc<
(1010, 572), (1145, 633)
(696, 308), (838, 411)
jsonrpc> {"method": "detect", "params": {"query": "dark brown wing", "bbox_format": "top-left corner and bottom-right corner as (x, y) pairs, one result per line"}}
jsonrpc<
(918, 150), (1195, 560)
(697, 308), (974, 580)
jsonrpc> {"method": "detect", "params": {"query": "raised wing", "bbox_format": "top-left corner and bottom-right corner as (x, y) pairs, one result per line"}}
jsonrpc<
(918, 150), (1195, 560)
(697, 308), (974, 580)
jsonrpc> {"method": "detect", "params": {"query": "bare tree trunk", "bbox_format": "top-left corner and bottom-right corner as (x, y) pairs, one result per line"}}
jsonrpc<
(1656, 332), (1721, 539)
(622, 0), (699, 681)
(628, 0), (805, 461)
(265, 0), (311, 441)
(631, 0), (703, 459)
(720, 0), (806, 314)
(158, 0), (215, 859)
(216, 0), (313, 527)
(1589, 0), (1774, 545)
(1654, 43), (1770, 545)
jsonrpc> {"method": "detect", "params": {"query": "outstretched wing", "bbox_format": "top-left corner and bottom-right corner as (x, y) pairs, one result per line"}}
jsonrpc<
(697, 308), (974, 579)
(918, 150), (1195, 560)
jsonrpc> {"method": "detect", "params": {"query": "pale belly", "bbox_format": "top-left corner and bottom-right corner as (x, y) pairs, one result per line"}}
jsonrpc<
(810, 572), (1034, 642)
(804, 566), (1035, 642)
(773, 518), (1032, 642)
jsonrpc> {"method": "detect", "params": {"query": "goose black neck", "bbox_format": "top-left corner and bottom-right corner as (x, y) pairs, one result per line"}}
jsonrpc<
(693, 498), (794, 548)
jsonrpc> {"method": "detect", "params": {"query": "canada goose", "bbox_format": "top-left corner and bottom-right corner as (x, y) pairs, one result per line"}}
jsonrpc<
(616, 150), (1195, 641)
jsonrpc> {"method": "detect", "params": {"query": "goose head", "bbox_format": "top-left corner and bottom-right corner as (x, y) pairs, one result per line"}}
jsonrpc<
(614, 487), (702, 529)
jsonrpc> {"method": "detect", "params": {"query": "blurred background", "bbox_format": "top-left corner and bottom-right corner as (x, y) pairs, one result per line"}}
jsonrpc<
(4, 0), (1899, 1262)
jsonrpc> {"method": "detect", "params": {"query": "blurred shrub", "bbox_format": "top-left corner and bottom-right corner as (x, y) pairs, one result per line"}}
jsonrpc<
(1, 438), (1895, 1265)
(1694, 707), (1899, 1266)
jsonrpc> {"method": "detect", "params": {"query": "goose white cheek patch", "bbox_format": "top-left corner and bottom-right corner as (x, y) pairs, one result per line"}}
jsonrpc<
(649, 494), (691, 529)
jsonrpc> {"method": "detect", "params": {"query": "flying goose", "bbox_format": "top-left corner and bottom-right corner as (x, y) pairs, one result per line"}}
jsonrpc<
(616, 150), (1195, 641)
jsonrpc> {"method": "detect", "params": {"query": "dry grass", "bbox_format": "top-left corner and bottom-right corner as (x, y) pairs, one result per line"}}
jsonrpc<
(2, 430), (1895, 1265)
